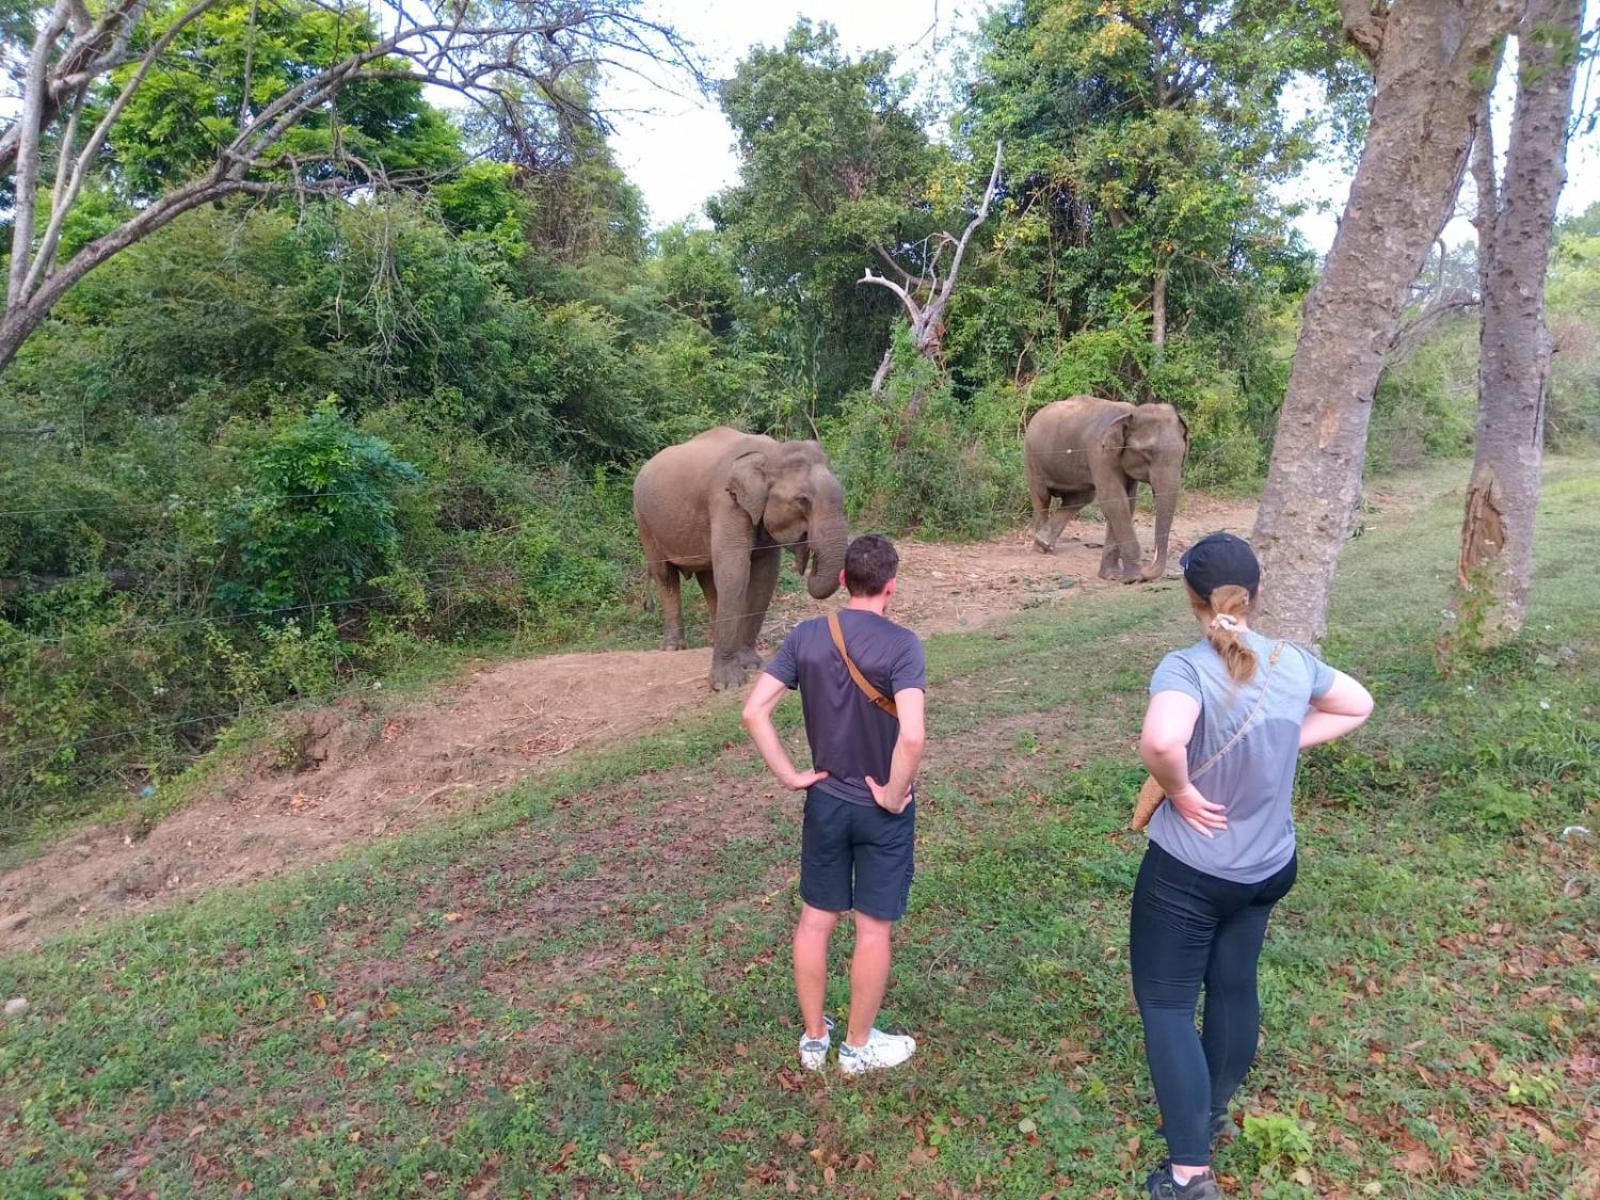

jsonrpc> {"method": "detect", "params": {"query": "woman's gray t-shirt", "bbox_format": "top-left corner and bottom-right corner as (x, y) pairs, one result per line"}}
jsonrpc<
(1147, 630), (1335, 884)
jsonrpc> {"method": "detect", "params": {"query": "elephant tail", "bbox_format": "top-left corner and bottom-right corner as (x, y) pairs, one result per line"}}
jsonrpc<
(643, 585), (656, 613)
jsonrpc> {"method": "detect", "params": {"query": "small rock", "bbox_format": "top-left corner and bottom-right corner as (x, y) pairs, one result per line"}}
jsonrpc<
(1057, 576), (1075, 590)
(4, 997), (27, 1017)
(338, 1009), (369, 1029)
(1562, 825), (1592, 841)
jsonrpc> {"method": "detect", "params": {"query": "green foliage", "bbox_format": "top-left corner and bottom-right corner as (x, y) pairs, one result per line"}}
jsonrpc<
(203, 399), (423, 611)
(1240, 1113), (1315, 1186)
(710, 20), (940, 406)
(108, 0), (460, 197)
(1546, 206), (1600, 448)
(828, 331), (1029, 539)
(1370, 315), (1479, 472)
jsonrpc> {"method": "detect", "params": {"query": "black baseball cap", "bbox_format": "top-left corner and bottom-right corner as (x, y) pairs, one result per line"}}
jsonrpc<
(1180, 532), (1260, 600)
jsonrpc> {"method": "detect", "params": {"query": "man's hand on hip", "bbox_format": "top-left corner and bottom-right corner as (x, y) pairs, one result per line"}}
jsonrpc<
(865, 775), (911, 814)
(783, 767), (829, 791)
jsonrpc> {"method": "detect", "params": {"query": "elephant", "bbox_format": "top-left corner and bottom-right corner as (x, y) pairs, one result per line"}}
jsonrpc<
(633, 427), (848, 691)
(1023, 396), (1189, 582)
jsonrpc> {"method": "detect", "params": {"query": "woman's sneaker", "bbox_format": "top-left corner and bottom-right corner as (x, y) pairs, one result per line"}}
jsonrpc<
(798, 1016), (835, 1071)
(838, 1028), (917, 1074)
(1145, 1165), (1223, 1199)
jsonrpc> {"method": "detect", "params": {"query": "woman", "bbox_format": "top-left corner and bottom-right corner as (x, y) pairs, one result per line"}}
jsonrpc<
(1133, 532), (1373, 1199)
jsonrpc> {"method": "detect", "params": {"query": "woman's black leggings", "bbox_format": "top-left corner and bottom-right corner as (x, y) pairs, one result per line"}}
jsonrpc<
(1130, 841), (1298, 1167)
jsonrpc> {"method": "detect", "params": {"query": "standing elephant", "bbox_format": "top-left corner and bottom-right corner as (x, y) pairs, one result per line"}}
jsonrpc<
(633, 427), (848, 691)
(1023, 396), (1189, 582)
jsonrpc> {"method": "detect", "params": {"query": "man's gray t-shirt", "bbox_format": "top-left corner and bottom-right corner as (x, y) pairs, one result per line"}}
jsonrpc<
(764, 609), (926, 806)
(1147, 630), (1336, 883)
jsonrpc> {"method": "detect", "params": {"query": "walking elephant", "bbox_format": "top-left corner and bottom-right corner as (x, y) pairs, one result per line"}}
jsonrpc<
(633, 427), (848, 691)
(1023, 397), (1188, 582)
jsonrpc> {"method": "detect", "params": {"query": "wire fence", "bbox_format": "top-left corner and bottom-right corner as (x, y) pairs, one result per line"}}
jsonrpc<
(1, 464), (1194, 773)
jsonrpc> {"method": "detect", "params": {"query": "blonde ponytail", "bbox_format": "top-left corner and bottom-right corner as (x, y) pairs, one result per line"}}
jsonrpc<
(1189, 583), (1257, 683)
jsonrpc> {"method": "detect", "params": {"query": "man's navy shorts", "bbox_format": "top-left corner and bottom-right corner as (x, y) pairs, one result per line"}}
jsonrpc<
(800, 786), (916, 921)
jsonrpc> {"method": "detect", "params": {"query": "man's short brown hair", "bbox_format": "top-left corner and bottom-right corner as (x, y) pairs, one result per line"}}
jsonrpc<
(844, 533), (899, 597)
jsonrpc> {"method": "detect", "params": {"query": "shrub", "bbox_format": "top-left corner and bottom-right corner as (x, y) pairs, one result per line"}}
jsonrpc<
(195, 399), (424, 612)
(827, 335), (1029, 540)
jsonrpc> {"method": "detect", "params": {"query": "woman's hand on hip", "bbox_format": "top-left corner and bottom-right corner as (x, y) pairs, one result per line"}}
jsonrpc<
(1170, 784), (1228, 838)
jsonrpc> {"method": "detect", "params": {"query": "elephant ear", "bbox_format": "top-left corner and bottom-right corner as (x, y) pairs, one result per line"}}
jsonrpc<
(1100, 411), (1133, 452)
(727, 450), (770, 525)
(1173, 408), (1190, 452)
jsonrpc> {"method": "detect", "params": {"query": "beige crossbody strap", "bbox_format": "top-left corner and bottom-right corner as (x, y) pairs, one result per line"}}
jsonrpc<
(1188, 641), (1285, 783)
(1131, 642), (1284, 831)
(827, 611), (898, 718)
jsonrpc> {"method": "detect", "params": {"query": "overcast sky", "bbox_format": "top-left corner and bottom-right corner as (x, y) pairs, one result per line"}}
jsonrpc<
(605, 0), (1600, 256)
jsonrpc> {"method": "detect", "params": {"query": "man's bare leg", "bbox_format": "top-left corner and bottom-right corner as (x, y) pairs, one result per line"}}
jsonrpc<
(794, 904), (839, 1040)
(846, 911), (894, 1045)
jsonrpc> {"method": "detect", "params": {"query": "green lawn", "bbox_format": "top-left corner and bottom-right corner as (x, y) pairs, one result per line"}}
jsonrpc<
(2, 463), (1597, 1199)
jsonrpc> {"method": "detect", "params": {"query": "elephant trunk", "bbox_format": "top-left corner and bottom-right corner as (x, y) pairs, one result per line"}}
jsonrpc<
(1145, 461), (1182, 581)
(804, 507), (847, 599)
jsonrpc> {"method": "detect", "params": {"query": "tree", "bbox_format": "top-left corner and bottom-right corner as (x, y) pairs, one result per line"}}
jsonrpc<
(1456, 0), (1585, 643)
(959, 0), (1363, 371)
(858, 139), (1003, 390)
(1249, 0), (1521, 646)
(710, 20), (936, 406)
(0, 0), (694, 370)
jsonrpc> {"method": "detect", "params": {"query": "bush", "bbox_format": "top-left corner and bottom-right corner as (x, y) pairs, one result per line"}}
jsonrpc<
(827, 336), (1029, 539)
(1369, 314), (1478, 472)
(191, 399), (424, 612)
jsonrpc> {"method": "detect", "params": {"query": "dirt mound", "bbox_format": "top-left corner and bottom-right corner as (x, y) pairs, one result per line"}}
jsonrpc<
(0, 497), (1255, 950)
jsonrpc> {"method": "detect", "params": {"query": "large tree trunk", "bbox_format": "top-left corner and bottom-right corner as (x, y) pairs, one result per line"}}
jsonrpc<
(1457, 0), (1583, 643)
(1152, 267), (1168, 351)
(1250, 0), (1519, 646)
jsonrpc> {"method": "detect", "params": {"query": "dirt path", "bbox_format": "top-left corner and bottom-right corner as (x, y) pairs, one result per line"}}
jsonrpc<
(0, 498), (1255, 950)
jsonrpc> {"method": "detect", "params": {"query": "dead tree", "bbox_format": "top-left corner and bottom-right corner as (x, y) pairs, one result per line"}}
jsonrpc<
(859, 140), (1003, 393)
(1249, 0), (1521, 646)
(0, 0), (698, 370)
(1457, 0), (1584, 643)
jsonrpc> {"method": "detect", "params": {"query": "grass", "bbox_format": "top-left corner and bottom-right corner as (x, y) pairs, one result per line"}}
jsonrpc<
(1, 462), (1597, 1199)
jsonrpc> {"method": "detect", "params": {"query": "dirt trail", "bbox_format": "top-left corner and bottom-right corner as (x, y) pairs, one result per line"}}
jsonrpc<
(0, 498), (1255, 950)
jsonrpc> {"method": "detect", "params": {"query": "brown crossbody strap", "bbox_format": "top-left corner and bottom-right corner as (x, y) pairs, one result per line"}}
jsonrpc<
(828, 611), (898, 718)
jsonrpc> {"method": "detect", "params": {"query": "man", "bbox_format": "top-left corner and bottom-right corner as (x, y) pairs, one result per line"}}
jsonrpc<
(742, 533), (927, 1074)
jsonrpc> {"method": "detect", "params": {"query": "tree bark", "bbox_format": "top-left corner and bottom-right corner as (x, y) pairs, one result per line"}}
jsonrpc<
(1250, 0), (1519, 646)
(1152, 266), (1168, 350)
(1458, 0), (1583, 642)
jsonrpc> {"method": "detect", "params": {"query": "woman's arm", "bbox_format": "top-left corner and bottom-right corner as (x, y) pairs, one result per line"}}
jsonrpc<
(1300, 671), (1374, 749)
(1140, 690), (1228, 837)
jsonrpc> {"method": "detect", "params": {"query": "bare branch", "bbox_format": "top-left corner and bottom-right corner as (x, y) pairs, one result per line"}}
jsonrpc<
(933, 139), (1004, 310)
(9, 0), (75, 307)
(859, 269), (922, 321)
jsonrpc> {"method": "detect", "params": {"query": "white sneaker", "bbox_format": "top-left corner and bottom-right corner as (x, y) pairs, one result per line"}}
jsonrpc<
(798, 1016), (835, 1071)
(838, 1028), (917, 1075)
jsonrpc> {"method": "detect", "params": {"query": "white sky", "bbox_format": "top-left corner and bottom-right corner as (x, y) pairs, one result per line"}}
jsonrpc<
(605, 0), (1600, 255)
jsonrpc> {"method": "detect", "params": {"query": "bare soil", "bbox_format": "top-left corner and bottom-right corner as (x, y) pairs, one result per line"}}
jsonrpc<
(0, 498), (1255, 950)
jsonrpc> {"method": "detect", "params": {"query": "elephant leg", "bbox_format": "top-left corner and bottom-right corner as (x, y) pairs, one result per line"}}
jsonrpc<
(1030, 480), (1055, 552)
(1093, 471), (1143, 584)
(654, 566), (687, 650)
(736, 546), (782, 669)
(695, 570), (718, 628)
(709, 551), (753, 691)
(1047, 492), (1090, 548)
(1125, 478), (1150, 577)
